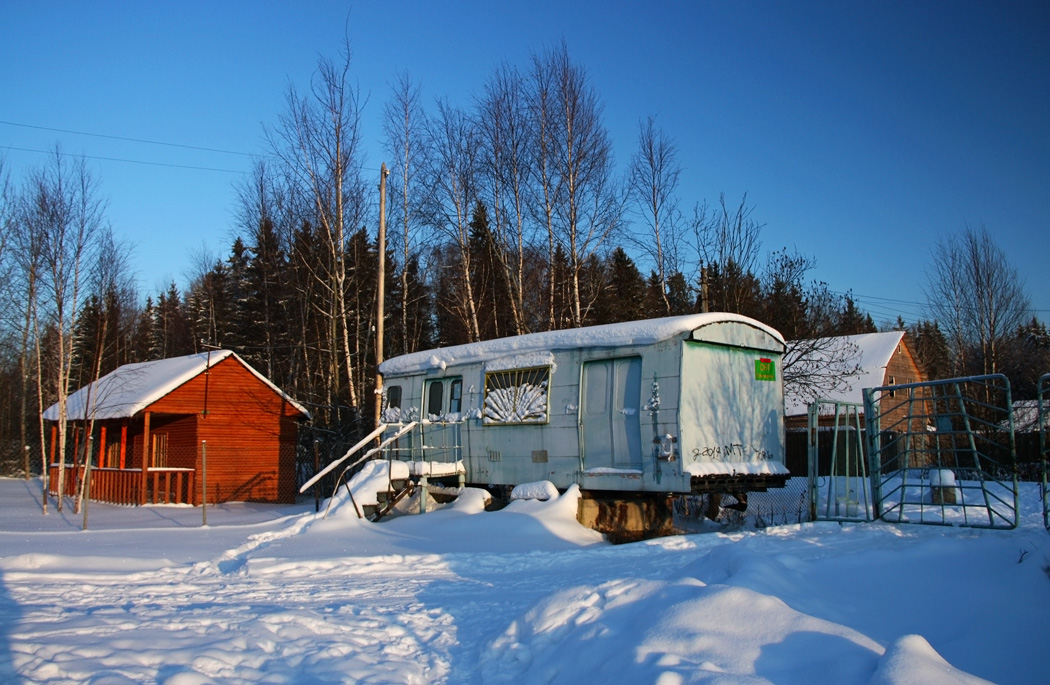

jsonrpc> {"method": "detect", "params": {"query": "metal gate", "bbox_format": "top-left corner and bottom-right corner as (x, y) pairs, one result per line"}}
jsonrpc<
(807, 399), (872, 522)
(864, 375), (1018, 529)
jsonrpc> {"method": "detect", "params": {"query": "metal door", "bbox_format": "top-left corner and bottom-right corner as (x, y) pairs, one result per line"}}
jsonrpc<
(581, 357), (642, 470)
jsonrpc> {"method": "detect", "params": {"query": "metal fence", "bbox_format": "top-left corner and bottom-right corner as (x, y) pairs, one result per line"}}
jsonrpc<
(806, 400), (873, 523)
(864, 374), (1018, 530)
(672, 478), (811, 532)
(1040, 374), (1050, 533)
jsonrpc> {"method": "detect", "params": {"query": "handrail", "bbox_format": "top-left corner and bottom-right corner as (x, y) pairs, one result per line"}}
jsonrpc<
(322, 422), (421, 519)
(300, 421), (418, 494)
(300, 424), (387, 493)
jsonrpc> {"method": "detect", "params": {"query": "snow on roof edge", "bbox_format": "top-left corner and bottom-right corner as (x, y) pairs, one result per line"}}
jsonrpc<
(784, 330), (906, 416)
(43, 351), (311, 421)
(379, 313), (784, 377)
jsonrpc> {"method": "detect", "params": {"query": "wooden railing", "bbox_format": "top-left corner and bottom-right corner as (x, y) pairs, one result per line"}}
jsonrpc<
(48, 465), (197, 505)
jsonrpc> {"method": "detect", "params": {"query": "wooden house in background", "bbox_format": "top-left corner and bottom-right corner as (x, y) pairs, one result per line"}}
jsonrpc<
(784, 330), (926, 429)
(783, 331), (927, 474)
(42, 351), (310, 505)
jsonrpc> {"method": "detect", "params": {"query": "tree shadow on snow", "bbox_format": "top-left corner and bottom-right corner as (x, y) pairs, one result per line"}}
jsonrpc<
(0, 573), (21, 682)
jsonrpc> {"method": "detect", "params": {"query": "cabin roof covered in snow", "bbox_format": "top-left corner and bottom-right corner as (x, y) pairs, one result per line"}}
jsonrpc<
(42, 350), (311, 421)
(378, 313), (785, 377)
(1011, 400), (1049, 433)
(784, 330), (906, 416)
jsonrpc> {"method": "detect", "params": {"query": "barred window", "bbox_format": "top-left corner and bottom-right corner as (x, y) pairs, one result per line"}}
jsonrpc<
(483, 367), (550, 425)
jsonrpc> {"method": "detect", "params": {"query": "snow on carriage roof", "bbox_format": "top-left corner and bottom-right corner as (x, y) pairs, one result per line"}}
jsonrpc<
(378, 313), (784, 377)
(42, 350), (310, 421)
(784, 330), (906, 416)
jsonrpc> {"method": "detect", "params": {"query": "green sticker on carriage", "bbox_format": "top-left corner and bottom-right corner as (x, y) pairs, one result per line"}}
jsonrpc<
(755, 358), (776, 381)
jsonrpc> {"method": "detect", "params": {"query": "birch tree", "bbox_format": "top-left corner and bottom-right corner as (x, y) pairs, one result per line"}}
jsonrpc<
(692, 193), (764, 314)
(382, 72), (431, 355)
(925, 224), (1031, 377)
(422, 99), (482, 343)
(526, 50), (561, 329)
(18, 149), (103, 511)
(268, 46), (368, 420)
(477, 62), (533, 335)
(543, 42), (621, 327)
(628, 116), (682, 315)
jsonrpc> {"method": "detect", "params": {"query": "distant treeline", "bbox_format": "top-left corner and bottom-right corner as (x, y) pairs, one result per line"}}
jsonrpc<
(1, 42), (1045, 476)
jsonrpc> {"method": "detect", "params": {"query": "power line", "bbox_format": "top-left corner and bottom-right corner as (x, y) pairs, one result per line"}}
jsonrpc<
(840, 290), (1050, 318)
(1, 118), (387, 175)
(0, 145), (246, 174)
(0, 119), (257, 157)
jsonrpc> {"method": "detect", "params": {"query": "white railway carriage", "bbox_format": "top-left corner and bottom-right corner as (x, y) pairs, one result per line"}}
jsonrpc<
(377, 313), (789, 536)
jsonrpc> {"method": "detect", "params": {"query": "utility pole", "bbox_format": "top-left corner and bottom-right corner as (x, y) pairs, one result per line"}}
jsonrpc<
(699, 265), (710, 314)
(375, 163), (389, 428)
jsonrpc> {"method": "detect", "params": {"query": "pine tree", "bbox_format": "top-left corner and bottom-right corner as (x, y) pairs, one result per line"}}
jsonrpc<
(244, 218), (290, 380)
(592, 247), (645, 325)
(224, 238), (251, 354)
(154, 283), (192, 359)
(132, 297), (157, 361)
(187, 260), (232, 350)
(467, 201), (515, 340)
(836, 294), (876, 335)
(909, 320), (953, 381)
(665, 271), (695, 315)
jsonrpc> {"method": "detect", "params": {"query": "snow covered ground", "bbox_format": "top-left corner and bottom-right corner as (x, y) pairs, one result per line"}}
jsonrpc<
(1, 471), (1049, 684)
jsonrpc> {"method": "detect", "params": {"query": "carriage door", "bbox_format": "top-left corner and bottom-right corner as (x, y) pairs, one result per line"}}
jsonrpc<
(422, 377), (463, 463)
(581, 357), (642, 470)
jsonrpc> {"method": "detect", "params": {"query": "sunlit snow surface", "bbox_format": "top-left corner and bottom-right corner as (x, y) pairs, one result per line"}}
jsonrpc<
(2, 474), (1049, 684)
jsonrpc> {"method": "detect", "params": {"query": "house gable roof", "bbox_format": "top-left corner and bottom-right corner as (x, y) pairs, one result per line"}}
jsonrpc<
(1011, 400), (1048, 433)
(785, 330), (906, 416)
(43, 351), (310, 421)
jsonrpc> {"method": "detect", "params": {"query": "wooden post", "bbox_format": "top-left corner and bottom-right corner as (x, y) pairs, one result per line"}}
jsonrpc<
(99, 426), (107, 468)
(201, 440), (207, 526)
(375, 162), (389, 429)
(82, 437), (92, 530)
(120, 423), (127, 469)
(313, 439), (321, 513)
(699, 265), (709, 314)
(141, 412), (151, 505)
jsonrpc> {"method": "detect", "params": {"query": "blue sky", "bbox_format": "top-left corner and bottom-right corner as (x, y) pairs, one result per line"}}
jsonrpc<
(3, 1), (1048, 326)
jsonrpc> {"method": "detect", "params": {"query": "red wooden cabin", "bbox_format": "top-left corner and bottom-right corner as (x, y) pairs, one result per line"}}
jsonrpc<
(43, 351), (310, 505)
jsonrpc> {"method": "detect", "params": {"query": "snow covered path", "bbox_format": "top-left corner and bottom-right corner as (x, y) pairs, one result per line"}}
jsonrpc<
(2, 477), (1049, 684)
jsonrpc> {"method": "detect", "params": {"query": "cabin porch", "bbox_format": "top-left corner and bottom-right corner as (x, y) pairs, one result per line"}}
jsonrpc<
(46, 412), (203, 506)
(48, 464), (197, 505)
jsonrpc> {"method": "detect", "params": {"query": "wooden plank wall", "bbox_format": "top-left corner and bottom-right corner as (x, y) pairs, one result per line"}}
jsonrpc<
(148, 356), (302, 504)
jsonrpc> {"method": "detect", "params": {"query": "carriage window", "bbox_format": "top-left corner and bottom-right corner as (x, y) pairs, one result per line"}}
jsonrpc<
(424, 376), (464, 420)
(427, 381), (444, 417)
(450, 379), (463, 413)
(381, 384), (404, 423)
(483, 366), (550, 425)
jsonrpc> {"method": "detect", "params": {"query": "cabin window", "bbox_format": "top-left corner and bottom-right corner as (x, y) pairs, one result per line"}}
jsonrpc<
(106, 442), (120, 468)
(483, 366), (550, 425)
(152, 433), (168, 468)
